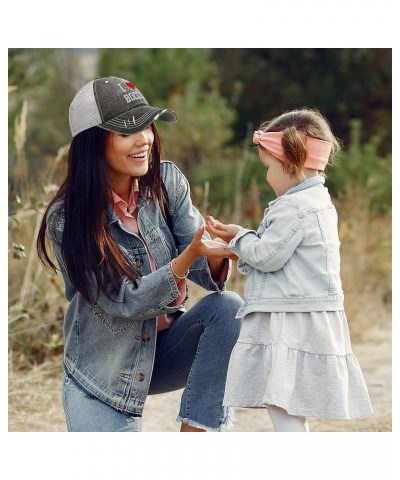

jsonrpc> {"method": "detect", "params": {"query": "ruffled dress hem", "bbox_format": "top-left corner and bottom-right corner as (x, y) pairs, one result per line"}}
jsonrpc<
(223, 340), (373, 420)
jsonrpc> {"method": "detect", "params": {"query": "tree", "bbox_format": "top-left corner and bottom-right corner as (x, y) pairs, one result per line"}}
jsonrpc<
(211, 48), (392, 155)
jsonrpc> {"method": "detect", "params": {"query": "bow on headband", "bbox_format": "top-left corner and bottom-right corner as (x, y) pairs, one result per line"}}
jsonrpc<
(253, 130), (332, 171)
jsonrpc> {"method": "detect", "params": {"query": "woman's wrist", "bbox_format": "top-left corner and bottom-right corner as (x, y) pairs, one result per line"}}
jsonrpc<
(170, 260), (189, 279)
(170, 248), (197, 280)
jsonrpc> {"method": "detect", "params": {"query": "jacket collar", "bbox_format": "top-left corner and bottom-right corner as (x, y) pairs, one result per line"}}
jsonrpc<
(268, 175), (325, 208)
(107, 194), (148, 226)
(285, 175), (325, 195)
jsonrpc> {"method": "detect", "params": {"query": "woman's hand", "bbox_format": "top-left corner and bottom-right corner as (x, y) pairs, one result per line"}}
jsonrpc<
(206, 215), (243, 243)
(170, 225), (231, 280)
(190, 225), (234, 281)
(188, 225), (230, 259)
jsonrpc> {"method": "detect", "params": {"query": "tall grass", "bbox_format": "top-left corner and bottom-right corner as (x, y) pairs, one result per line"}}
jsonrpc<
(9, 95), (67, 369)
(334, 188), (392, 342)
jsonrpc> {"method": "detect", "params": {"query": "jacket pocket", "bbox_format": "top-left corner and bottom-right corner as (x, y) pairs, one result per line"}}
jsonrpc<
(93, 303), (139, 334)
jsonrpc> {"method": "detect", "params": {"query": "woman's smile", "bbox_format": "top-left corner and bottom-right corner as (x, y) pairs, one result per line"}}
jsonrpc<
(105, 128), (154, 191)
(127, 151), (149, 161)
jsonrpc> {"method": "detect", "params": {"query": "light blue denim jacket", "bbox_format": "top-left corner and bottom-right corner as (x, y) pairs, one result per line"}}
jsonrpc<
(46, 161), (229, 415)
(229, 176), (344, 318)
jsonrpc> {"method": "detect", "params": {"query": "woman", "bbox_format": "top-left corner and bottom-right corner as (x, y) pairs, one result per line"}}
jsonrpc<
(37, 76), (242, 432)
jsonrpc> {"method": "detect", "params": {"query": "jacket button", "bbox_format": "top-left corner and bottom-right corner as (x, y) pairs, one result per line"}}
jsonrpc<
(135, 373), (145, 382)
(135, 258), (143, 267)
(142, 333), (151, 342)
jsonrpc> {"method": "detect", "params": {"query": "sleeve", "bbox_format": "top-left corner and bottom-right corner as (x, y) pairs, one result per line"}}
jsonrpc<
(50, 232), (186, 320)
(228, 200), (304, 273)
(161, 161), (231, 292)
(46, 204), (186, 321)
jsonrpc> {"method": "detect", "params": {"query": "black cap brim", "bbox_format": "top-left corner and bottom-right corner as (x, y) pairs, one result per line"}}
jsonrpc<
(99, 105), (177, 134)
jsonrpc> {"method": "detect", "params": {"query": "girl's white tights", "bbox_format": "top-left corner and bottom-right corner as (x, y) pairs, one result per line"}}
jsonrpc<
(266, 405), (309, 432)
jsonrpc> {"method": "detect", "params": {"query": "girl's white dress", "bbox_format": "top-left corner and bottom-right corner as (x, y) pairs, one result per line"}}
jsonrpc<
(223, 310), (373, 419)
(224, 177), (373, 419)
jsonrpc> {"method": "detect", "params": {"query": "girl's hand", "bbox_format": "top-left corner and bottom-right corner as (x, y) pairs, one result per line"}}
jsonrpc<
(206, 215), (242, 243)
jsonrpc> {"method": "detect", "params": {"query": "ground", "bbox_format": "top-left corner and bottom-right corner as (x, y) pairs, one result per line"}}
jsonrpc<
(8, 336), (391, 432)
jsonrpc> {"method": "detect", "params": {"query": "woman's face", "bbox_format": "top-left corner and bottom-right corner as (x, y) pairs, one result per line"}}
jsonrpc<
(258, 147), (297, 197)
(105, 127), (154, 187)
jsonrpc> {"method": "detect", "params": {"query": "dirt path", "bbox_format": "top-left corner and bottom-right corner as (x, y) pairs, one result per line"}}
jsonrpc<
(8, 337), (391, 432)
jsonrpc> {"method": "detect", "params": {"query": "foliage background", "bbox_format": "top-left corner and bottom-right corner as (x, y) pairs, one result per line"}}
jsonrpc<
(8, 48), (391, 372)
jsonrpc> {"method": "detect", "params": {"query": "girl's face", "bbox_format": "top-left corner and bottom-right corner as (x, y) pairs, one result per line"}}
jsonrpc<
(258, 147), (298, 196)
(105, 127), (154, 187)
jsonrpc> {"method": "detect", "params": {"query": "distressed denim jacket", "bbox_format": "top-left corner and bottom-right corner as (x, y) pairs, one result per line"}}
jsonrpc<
(229, 176), (344, 318)
(46, 161), (229, 415)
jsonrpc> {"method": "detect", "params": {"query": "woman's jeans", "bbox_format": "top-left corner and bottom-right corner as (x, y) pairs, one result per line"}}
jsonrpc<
(63, 291), (242, 432)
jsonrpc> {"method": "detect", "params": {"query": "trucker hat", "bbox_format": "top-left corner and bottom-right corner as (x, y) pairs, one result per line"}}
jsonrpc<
(69, 76), (177, 137)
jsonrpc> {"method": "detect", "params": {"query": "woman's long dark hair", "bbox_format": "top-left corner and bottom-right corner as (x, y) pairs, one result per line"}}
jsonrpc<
(37, 123), (167, 304)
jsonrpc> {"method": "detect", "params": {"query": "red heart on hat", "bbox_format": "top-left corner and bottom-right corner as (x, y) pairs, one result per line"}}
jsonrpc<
(125, 82), (136, 90)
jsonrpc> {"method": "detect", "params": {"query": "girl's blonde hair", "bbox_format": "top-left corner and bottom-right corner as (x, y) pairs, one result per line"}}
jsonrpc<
(260, 108), (342, 180)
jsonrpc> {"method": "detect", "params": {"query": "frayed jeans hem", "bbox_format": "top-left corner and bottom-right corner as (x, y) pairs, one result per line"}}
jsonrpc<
(176, 406), (236, 432)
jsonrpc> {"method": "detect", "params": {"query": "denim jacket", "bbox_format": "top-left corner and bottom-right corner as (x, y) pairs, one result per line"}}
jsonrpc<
(229, 176), (344, 318)
(46, 161), (229, 415)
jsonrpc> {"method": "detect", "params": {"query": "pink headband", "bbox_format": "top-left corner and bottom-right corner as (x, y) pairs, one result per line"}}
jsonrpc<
(253, 130), (332, 171)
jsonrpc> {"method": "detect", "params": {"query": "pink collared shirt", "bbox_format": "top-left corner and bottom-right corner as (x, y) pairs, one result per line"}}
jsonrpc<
(112, 179), (186, 331)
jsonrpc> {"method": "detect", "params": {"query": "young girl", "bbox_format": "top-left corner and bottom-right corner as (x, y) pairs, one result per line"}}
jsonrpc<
(37, 76), (242, 432)
(206, 108), (373, 432)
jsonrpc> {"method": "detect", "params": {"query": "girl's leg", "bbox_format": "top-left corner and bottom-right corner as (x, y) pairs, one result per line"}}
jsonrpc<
(266, 404), (309, 432)
(63, 372), (142, 432)
(149, 291), (242, 432)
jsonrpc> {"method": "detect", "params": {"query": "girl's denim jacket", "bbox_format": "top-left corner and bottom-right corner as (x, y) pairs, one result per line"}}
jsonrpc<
(46, 161), (229, 416)
(229, 176), (344, 318)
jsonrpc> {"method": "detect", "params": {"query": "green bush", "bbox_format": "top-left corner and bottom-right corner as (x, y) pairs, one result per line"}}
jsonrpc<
(326, 119), (392, 213)
(193, 119), (392, 224)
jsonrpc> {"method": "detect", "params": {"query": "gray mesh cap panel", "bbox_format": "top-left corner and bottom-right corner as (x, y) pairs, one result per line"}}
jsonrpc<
(69, 80), (102, 137)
